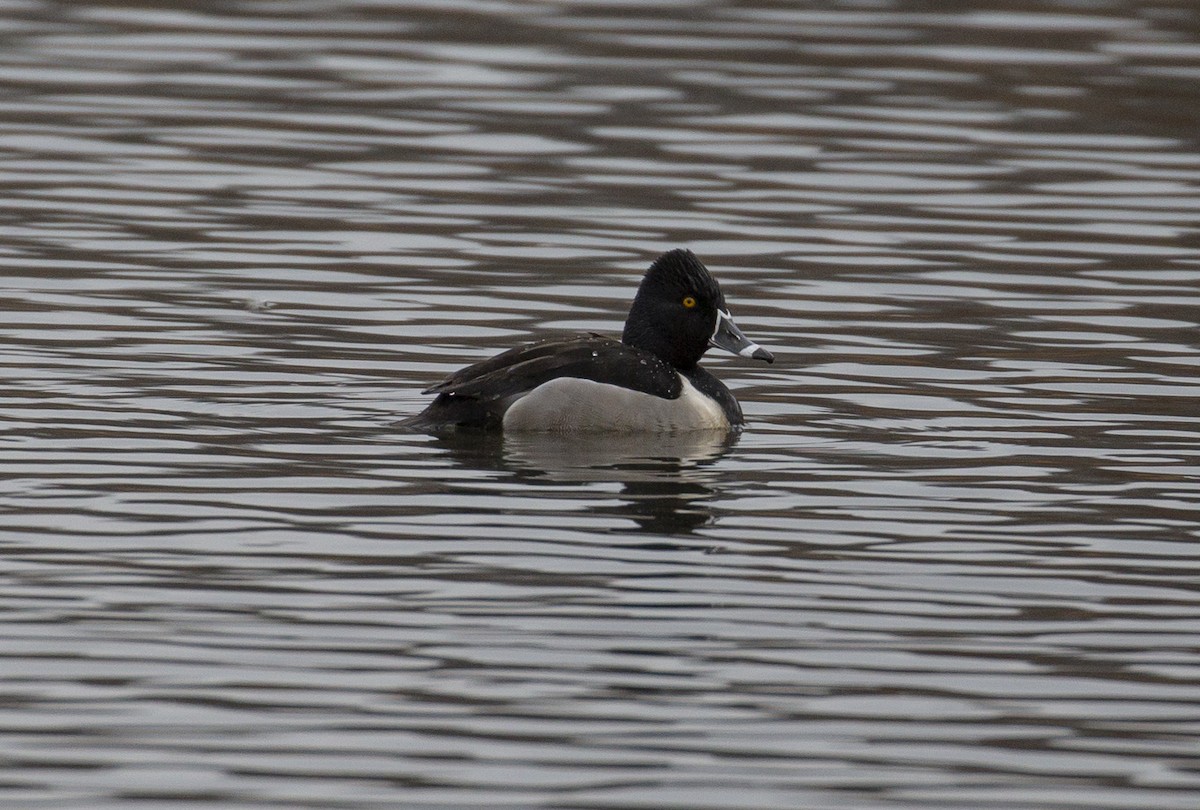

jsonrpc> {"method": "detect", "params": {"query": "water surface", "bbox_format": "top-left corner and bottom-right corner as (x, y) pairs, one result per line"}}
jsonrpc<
(1, 2), (1198, 809)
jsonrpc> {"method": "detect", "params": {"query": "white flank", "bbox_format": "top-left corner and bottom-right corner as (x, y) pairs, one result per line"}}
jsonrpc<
(502, 375), (729, 433)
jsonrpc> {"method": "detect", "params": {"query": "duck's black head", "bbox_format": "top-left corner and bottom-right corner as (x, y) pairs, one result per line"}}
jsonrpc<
(621, 249), (773, 370)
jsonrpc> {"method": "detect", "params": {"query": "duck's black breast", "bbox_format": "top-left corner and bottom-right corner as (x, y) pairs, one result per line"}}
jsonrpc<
(683, 365), (744, 427)
(399, 334), (685, 431)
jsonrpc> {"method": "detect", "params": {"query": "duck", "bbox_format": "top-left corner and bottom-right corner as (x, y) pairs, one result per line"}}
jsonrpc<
(399, 248), (774, 433)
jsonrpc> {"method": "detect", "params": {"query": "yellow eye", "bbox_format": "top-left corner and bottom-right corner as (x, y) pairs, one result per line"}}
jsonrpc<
(682, 296), (697, 309)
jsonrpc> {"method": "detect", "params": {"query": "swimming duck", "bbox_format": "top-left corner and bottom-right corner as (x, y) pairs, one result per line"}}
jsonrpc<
(400, 249), (773, 432)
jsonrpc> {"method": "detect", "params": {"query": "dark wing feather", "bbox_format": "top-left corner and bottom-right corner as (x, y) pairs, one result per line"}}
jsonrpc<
(426, 335), (681, 401)
(399, 335), (682, 431)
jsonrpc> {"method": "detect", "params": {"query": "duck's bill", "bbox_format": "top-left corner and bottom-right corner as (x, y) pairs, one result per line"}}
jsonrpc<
(711, 309), (774, 363)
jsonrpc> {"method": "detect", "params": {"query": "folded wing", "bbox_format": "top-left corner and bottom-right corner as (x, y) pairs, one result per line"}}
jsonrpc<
(403, 335), (682, 430)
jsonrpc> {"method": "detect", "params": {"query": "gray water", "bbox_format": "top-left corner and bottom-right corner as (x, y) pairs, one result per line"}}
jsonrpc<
(2, 2), (1198, 809)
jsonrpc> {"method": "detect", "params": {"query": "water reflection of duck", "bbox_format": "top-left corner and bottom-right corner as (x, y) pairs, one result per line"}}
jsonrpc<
(425, 429), (738, 536)
(400, 249), (773, 433)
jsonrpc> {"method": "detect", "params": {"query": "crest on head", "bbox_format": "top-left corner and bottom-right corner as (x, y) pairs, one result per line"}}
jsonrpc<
(622, 249), (727, 370)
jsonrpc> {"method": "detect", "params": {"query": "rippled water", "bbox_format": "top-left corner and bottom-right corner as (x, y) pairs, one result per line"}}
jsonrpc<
(2, 2), (1199, 808)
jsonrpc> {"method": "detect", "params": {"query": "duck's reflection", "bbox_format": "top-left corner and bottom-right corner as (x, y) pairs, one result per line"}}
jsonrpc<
(423, 429), (738, 536)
